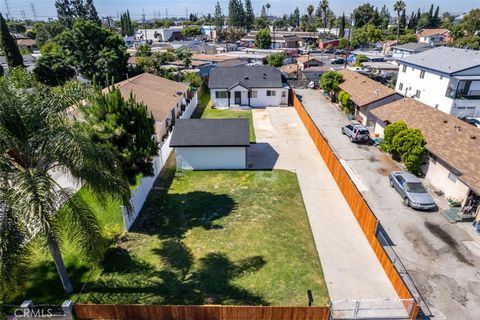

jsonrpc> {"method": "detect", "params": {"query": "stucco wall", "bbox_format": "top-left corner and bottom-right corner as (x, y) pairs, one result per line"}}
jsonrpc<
(423, 157), (470, 202)
(176, 147), (247, 170)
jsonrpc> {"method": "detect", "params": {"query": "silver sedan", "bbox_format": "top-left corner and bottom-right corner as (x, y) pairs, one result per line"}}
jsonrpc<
(389, 171), (437, 210)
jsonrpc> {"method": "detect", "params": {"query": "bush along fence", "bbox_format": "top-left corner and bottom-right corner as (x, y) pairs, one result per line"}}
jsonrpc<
(291, 91), (421, 320)
(121, 89), (199, 231)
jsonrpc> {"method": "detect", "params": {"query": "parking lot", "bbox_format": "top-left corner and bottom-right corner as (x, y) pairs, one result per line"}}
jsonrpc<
(296, 89), (480, 320)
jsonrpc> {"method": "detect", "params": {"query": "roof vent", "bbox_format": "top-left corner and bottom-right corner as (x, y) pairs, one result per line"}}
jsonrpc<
(244, 76), (249, 80)
(443, 119), (448, 123)
(470, 135), (476, 140)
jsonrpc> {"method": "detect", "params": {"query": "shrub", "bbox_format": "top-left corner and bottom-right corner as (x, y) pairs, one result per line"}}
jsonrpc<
(319, 71), (343, 98)
(381, 120), (407, 155)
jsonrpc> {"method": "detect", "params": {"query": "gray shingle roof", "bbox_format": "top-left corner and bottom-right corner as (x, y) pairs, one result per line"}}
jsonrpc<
(391, 42), (434, 53)
(399, 46), (480, 75)
(170, 119), (250, 147)
(209, 66), (283, 89)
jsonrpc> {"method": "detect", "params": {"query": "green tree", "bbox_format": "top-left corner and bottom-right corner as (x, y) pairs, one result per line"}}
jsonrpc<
(338, 37), (349, 49)
(393, 1), (406, 43)
(56, 19), (129, 84)
(267, 52), (286, 67)
(307, 5), (315, 18)
(432, 6), (440, 28)
(33, 21), (66, 48)
(83, 86), (157, 183)
(34, 51), (76, 86)
(0, 13), (23, 69)
(55, 0), (74, 27)
(228, 0), (245, 28)
(381, 120), (407, 155)
(0, 68), (131, 295)
(181, 26), (202, 38)
(244, 0), (254, 31)
(255, 28), (271, 49)
(182, 71), (203, 87)
(136, 44), (152, 57)
(352, 3), (377, 28)
(351, 24), (383, 47)
(319, 71), (343, 97)
(392, 128), (426, 174)
(291, 7), (300, 28)
(319, 0), (329, 30)
(460, 9), (480, 36)
(214, 2), (224, 30)
(379, 5), (391, 30)
(354, 54), (368, 67)
(120, 11), (134, 37)
(399, 32), (417, 44)
(55, 0), (101, 27)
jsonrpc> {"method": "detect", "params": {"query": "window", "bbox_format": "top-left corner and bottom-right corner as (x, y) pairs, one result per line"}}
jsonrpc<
(267, 90), (276, 96)
(402, 65), (407, 72)
(411, 67), (415, 71)
(282, 91), (286, 97)
(251, 90), (258, 98)
(420, 70), (425, 79)
(215, 91), (228, 99)
(415, 90), (421, 98)
(448, 171), (458, 183)
(440, 75), (443, 80)
(399, 83), (403, 91)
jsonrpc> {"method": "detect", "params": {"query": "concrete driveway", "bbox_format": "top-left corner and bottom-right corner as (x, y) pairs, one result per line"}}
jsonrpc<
(296, 89), (480, 320)
(250, 108), (408, 319)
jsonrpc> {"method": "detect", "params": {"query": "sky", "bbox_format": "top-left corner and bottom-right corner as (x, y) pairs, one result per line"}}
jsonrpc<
(1, 0), (478, 20)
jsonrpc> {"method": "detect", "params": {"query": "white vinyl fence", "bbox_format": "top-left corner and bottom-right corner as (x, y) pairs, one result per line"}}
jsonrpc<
(121, 90), (199, 231)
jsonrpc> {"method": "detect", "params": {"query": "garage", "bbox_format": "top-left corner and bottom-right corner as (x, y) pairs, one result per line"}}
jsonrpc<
(170, 118), (250, 170)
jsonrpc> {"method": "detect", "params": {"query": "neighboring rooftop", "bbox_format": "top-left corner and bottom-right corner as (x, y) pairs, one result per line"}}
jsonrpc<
(170, 119), (250, 147)
(279, 63), (299, 75)
(191, 54), (233, 62)
(338, 69), (398, 107)
(416, 28), (450, 37)
(371, 98), (480, 194)
(297, 55), (324, 64)
(391, 42), (434, 53)
(398, 46), (480, 75)
(215, 58), (248, 67)
(111, 73), (189, 122)
(209, 65), (284, 89)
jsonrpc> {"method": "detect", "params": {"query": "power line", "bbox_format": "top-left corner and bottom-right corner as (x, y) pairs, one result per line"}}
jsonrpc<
(30, 2), (37, 20)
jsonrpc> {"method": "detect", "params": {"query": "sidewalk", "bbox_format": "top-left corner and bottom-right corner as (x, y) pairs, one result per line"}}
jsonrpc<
(251, 108), (407, 318)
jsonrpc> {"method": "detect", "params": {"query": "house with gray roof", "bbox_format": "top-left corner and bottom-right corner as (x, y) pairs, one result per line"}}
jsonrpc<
(395, 47), (480, 118)
(170, 119), (249, 170)
(391, 42), (434, 58)
(208, 65), (289, 108)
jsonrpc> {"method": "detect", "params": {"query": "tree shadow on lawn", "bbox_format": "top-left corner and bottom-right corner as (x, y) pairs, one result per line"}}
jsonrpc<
(85, 242), (268, 305)
(131, 191), (238, 239)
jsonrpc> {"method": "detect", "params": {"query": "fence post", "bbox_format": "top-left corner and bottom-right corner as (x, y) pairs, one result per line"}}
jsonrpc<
(62, 300), (74, 319)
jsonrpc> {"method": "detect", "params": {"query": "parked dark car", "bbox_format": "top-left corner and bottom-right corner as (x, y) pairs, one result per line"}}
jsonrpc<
(389, 171), (437, 210)
(341, 123), (370, 143)
(331, 57), (345, 64)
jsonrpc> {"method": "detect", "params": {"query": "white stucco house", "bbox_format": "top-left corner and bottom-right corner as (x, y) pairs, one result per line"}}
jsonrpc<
(395, 47), (480, 118)
(390, 42), (433, 58)
(371, 98), (480, 218)
(170, 118), (250, 170)
(208, 66), (289, 108)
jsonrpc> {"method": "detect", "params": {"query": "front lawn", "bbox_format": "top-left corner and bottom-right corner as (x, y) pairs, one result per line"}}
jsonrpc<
(78, 156), (328, 306)
(194, 92), (256, 143)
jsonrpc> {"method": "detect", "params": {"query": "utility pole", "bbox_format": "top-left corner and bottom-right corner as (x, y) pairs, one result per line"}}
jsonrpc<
(30, 3), (37, 20)
(142, 9), (147, 42)
(185, 7), (188, 19)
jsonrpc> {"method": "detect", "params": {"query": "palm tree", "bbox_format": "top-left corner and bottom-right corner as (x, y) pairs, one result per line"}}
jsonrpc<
(394, 1), (406, 43)
(0, 69), (131, 295)
(320, 0), (329, 33)
(307, 5), (315, 18)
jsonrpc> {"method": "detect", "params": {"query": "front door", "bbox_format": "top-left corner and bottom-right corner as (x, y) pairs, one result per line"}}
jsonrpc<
(234, 91), (241, 105)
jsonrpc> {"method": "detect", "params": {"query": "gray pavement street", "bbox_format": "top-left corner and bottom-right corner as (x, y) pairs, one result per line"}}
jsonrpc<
(296, 88), (480, 320)
(250, 108), (408, 319)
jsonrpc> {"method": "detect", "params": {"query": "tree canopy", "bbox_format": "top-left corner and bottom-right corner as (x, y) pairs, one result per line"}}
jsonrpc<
(55, 0), (100, 27)
(55, 19), (129, 84)
(0, 13), (23, 69)
(255, 28), (272, 49)
(83, 86), (158, 184)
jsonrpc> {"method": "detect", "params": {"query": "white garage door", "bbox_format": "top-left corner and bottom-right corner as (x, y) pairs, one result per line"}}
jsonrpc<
(176, 147), (247, 170)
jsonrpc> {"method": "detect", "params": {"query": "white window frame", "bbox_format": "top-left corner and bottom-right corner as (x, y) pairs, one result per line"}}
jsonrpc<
(251, 90), (258, 98)
(448, 172), (458, 183)
(399, 83), (403, 91)
(267, 90), (276, 97)
(402, 65), (407, 73)
(215, 91), (228, 99)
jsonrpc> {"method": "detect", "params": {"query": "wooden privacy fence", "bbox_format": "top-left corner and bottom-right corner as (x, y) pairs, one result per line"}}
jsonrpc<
(291, 91), (420, 320)
(73, 304), (331, 320)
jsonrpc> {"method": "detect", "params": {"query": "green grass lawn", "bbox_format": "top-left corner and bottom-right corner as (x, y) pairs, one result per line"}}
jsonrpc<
(193, 91), (256, 143)
(76, 156), (328, 306)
